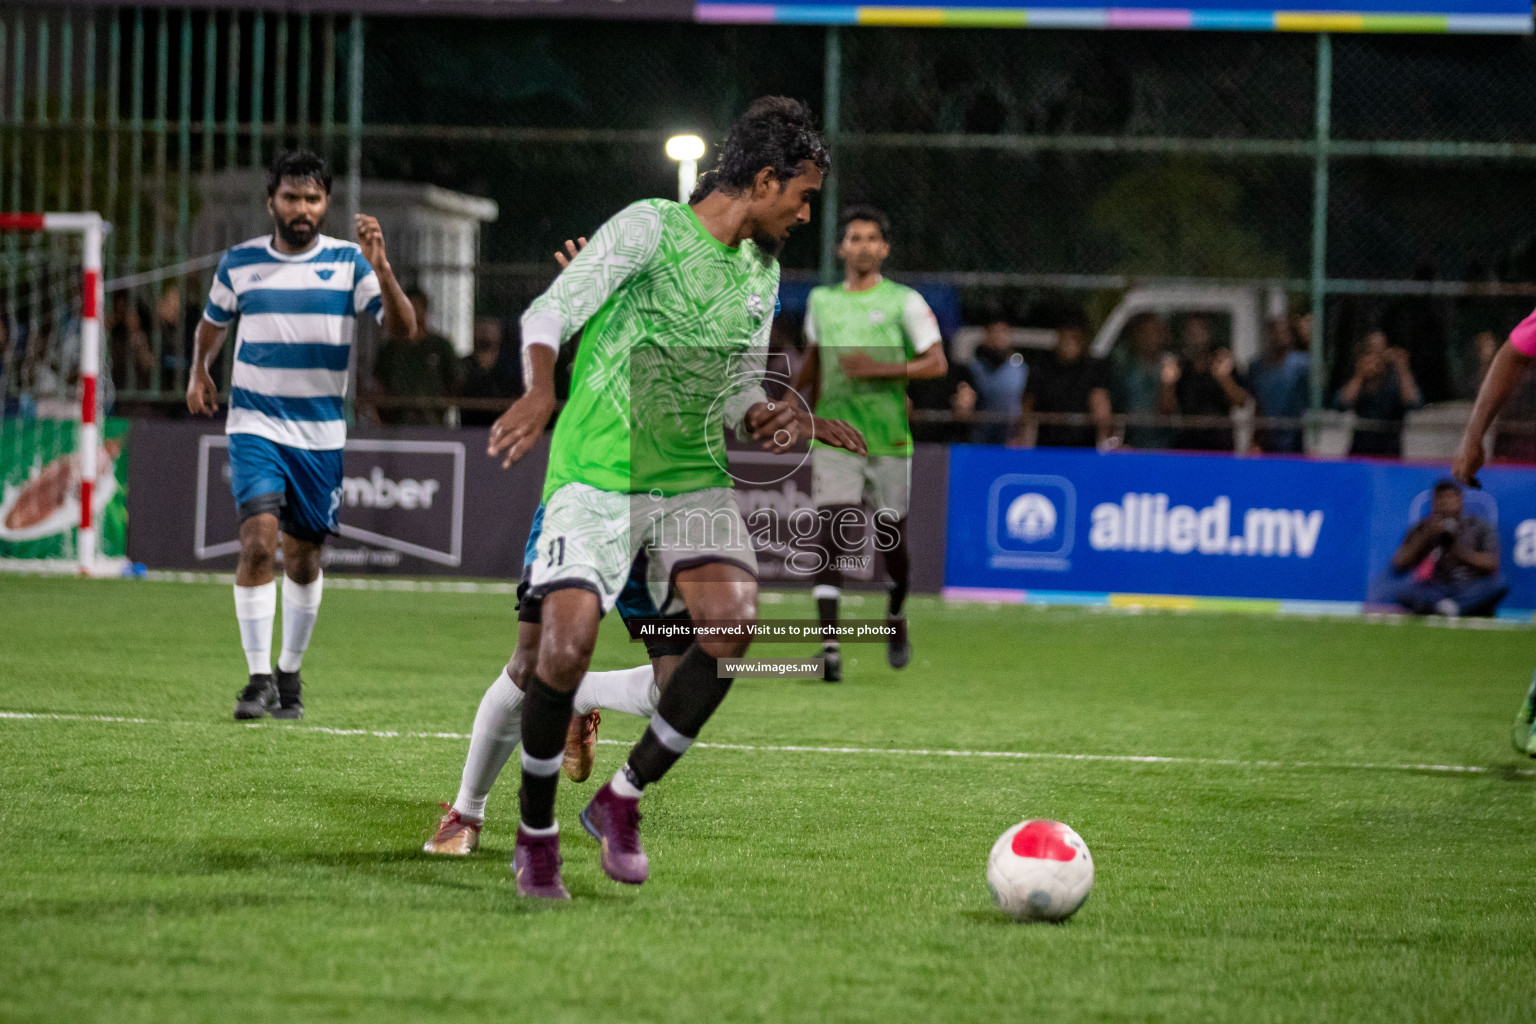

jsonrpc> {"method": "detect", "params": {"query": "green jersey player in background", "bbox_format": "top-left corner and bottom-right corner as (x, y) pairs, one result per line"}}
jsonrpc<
(792, 206), (946, 682)
(476, 97), (865, 899)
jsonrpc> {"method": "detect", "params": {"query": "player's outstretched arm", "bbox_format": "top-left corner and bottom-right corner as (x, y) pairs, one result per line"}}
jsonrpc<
(355, 214), (416, 341)
(488, 344), (557, 468)
(186, 319), (226, 415)
(1454, 340), (1534, 487)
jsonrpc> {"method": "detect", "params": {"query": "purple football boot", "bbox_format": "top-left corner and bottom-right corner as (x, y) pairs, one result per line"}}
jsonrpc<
(580, 782), (650, 885)
(512, 826), (570, 900)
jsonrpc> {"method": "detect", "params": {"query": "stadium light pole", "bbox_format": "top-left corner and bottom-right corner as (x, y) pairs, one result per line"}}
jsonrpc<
(665, 134), (705, 204)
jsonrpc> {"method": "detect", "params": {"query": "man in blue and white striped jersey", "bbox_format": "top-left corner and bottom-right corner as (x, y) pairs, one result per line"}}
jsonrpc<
(187, 150), (414, 722)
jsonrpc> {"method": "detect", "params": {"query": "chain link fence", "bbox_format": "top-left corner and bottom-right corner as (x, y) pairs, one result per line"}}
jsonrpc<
(4, 6), (1536, 452)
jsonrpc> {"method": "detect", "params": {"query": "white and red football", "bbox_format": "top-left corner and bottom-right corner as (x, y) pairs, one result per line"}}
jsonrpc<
(986, 819), (1094, 922)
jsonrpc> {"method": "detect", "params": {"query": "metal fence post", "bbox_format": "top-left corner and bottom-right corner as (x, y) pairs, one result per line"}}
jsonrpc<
(818, 25), (841, 286)
(320, 15), (335, 162)
(345, 12), (363, 427)
(1308, 31), (1332, 416)
(223, 10), (239, 172)
(251, 13), (265, 169)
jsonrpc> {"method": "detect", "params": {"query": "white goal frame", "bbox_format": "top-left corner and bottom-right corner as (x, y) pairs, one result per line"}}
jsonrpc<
(0, 212), (107, 575)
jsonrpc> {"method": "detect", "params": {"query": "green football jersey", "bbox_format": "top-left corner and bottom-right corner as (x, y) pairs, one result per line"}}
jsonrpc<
(523, 199), (777, 499)
(807, 277), (941, 458)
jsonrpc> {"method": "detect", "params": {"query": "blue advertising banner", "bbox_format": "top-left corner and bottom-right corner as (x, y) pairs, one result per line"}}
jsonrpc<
(945, 446), (1536, 615)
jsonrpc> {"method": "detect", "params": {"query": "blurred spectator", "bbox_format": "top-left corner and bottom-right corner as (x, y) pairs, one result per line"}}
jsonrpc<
(967, 318), (1027, 445)
(1020, 315), (1113, 448)
(1292, 310), (1314, 353)
(1381, 264), (1450, 403)
(1168, 314), (1249, 452)
(1459, 329), (1500, 399)
(374, 289), (459, 425)
(909, 340), (976, 444)
(459, 316), (521, 427)
(1336, 329), (1421, 458)
(1390, 480), (1506, 617)
(1248, 315), (1311, 454)
(155, 282), (200, 384)
(106, 292), (154, 391)
(1115, 312), (1176, 450)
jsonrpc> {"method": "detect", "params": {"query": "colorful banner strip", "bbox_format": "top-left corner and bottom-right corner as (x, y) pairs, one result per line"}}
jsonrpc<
(694, 4), (1532, 31)
(940, 586), (1536, 622)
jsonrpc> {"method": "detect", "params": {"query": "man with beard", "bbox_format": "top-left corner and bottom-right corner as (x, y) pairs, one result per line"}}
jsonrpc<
(187, 150), (414, 721)
(476, 97), (865, 899)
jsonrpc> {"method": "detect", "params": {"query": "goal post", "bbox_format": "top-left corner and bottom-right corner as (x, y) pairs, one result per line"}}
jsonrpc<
(0, 211), (109, 576)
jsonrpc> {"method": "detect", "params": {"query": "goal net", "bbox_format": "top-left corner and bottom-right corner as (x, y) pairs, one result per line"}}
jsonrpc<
(0, 212), (124, 575)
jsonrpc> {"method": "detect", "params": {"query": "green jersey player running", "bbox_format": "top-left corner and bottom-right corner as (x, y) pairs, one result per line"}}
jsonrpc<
(476, 97), (865, 899)
(792, 205), (947, 682)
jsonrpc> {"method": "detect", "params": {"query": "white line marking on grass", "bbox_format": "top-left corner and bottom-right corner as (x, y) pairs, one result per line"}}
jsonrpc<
(4, 709), (1533, 779)
(0, 711), (155, 724)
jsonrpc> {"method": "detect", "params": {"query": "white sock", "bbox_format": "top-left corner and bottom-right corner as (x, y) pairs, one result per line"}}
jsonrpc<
(520, 820), (559, 837)
(452, 669), (523, 821)
(610, 766), (643, 799)
(573, 664), (658, 718)
(277, 571), (324, 673)
(233, 582), (276, 676)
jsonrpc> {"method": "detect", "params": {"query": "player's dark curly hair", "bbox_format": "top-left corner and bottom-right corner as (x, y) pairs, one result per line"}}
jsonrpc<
(267, 149), (332, 196)
(688, 169), (721, 204)
(713, 97), (830, 195)
(838, 204), (890, 242)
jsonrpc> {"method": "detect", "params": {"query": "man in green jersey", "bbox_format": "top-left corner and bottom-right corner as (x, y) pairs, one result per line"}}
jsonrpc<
(480, 98), (866, 899)
(792, 205), (947, 682)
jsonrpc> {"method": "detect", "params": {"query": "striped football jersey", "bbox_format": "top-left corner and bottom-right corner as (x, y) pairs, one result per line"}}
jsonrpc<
(203, 233), (384, 450)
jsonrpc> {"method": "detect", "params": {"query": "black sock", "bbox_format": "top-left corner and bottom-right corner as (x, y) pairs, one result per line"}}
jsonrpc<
(518, 675), (574, 830)
(885, 517), (910, 617)
(626, 644), (733, 787)
(817, 597), (840, 645)
(815, 504), (858, 644)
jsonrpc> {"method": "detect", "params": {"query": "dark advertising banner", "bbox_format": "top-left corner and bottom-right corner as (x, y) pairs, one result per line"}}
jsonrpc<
(945, 445), (1536, 615)
(129, 420), (544, 577)
(128, 420), (948, 591)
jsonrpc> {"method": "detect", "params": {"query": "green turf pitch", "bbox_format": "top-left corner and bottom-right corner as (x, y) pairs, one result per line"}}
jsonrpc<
(2, 576), (1534, 1023)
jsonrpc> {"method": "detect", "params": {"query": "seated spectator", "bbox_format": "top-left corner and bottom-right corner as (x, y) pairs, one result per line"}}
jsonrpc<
(909, 338), (976, 444)
(1167, 314), (1249, 452)
(1020, 315), (1112, 449)
(968, 318), (1027, 445)
(459, 316), (522, 427)
(1115, 312), (1176, 450)
(1336, 329), (1421, 458)
(374, 289), (459, 425)
(1248, 315), (1311, 454)
(1390, 480), (1506, 617)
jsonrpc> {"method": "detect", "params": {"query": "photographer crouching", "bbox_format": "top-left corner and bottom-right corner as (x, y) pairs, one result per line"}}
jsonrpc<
(1390, 480), (1508, 618)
